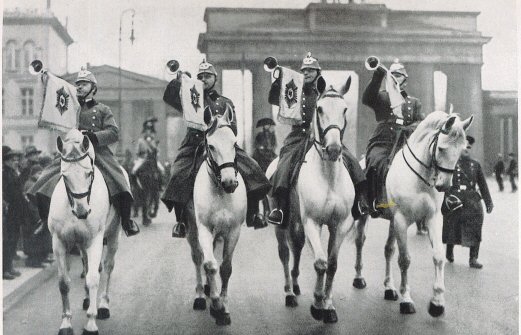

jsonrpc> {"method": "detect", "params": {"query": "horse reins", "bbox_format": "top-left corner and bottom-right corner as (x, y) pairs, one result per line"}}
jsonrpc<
(402, 130), (456, 187)
(313, 93), (347, 160)
(60, 151), (95, 207)
(204, 124), (238, 187)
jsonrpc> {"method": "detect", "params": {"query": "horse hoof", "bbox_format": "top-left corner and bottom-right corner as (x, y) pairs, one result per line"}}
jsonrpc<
(285, 295), (298, 307)
(323, 309), (338, 324)
(216, 313), (231, 326)
(83, 298), (90, 310)
(310, 305), (323, 321)
(97, 307), (110, 319)
(58, 327), (74, 335)
(204, 284), (210, 297)
(82, 330), (99, 335)
(293, 285), (301, 296)
(428, 302), (445, 317)
(384, 289), (398, 301)
(353, 278), (367, 289)
(400, 302), (416, 314)
(209, 305), (218, 319)
(193, 297), (207, 310)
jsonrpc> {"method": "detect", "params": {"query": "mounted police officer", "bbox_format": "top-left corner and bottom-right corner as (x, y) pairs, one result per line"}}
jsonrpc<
(132, 116), (163, 177)
(267, 53), (371, 227)
(28, 68), (140, 237)
(162, 59), (271, 238)
(442, 136), (493, 269)
(362, 59), (424, 216)
(252, 118), (277, 172)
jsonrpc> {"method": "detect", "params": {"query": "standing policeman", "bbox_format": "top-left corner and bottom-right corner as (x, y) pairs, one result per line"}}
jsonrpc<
(162, 59), (271, 237)
(442, 136), (493, 269)
(362, 59), (424, 216)
(29, 68), (140, 237)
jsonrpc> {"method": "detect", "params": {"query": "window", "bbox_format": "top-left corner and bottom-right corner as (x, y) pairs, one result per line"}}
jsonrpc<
(21, 88), (34, 116)
(5, 40), (18, 71)
(23, 41), (36, 69)
(21, 135), (34, 148)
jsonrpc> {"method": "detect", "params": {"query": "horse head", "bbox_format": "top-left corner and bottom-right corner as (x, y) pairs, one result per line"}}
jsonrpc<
(57, 129), (96, 219)
(204, 104), (238, 193)
(410, 111), (473, 192)
(314, 76), (351, 161)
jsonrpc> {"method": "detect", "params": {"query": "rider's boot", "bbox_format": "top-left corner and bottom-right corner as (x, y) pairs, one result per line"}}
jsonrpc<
(246, 196), (268, 230)
(354, 181), (373, 217)
(114, 193), (140, 237)
(267, 195), (288, 228)
(172, 204), (186, 238)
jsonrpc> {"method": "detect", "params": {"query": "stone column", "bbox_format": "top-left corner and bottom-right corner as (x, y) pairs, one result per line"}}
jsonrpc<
(406, 62), (434, 115)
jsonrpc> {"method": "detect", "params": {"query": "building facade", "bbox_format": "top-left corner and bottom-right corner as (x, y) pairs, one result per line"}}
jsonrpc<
(2, 8), (73, 152)
(198, 2), (492, 163)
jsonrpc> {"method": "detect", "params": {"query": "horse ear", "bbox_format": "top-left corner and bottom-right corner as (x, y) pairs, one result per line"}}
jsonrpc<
(442, 115), (457, 134)
(462, 115), (474, 130)
(82, 135), (90, 152)
(339, 76), (352, 96)
(203, 106), (214, 127)
(316, 76), (326, 95)
(56, 136), (64, 154)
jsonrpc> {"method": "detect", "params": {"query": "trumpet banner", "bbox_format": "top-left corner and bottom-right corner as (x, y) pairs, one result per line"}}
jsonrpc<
(38, 72), (80, 131)
(277, 67), (304, 125)
(385, 73), (404, 119)
(180, 74), (207, 131)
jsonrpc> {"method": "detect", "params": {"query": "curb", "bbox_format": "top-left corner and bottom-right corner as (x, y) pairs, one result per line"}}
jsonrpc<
(3, 263), (58, 313)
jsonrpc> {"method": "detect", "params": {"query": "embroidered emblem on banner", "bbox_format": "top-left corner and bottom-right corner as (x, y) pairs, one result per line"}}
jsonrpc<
(190, 85), (201, 111)
(55, 87), (70, 115)
(285, 79), (298, 108)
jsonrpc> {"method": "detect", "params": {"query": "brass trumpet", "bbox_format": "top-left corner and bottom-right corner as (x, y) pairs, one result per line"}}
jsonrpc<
(29, 59), (44, 75)
(166, 59), (180, 74)
(263, 56), (281, 79)
(365, 56), (389, 72)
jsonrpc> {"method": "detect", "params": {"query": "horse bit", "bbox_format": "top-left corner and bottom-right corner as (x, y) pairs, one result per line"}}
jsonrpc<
(402, 129), (456, 187)
(204, 124), (238, 186)
(60, 151), (95, 207)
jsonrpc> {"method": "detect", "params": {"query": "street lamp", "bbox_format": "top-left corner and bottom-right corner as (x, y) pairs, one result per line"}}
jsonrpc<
(118, 8), (135, 154)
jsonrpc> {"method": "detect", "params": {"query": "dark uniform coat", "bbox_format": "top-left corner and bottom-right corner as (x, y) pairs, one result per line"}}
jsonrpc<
(362, 68), (424, 197)
(252, 130), (277, 172)
(442, 156), (493, 247)
(268, 77), (366, 199)
(3, 165), (25, 271)
(29, 99), (132, 202)
(161, 79), (270, 213)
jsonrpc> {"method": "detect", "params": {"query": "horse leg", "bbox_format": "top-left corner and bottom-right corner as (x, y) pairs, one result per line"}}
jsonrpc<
(83, 234), (104, 334)
(187, 222), (206, 311)
(322, 217), (351, 323)
(54, 237), (74, 335)
(353, 215), (368, 289)
(81, 250), (90, 309)
(290, 224), (305, 296)
(275, 227), (297, 307)
(303, 219), (327, 321)
(425, 214), (446, 317)
(393, 212), (415, 314)
(98, 228), (119, 320)
(216, 228), (241, 326)
(198, 225), (221, 321)
(384, 221), (399, 301)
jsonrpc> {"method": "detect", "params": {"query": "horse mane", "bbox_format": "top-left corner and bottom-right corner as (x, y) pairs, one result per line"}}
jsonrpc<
(408, 111), (465, 145)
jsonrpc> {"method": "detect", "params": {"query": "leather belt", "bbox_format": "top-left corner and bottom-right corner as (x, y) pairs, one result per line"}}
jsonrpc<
(379, 118), (405, 126)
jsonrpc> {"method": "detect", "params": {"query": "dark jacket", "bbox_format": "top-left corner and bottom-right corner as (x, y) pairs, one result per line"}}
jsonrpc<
(507, 159), (518, 176)
(494, 160), (505, 176)
(442, 156), (493, 246)
(30, 99), (132, 200)
(3, 166), (25, 225)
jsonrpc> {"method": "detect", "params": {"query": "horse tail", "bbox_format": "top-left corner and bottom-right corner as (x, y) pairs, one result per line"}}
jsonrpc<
(344, 215), (368, 244)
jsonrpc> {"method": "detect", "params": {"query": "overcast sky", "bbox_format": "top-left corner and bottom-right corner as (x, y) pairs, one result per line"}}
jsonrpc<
(4, 0), (518, 90)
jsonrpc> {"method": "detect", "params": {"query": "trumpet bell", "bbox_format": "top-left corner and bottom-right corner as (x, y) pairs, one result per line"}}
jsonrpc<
(29, 59), (43, 75)
(263, 56), (278, 72)
(166, 60), (180, 74)
(365, 56), (380, 71)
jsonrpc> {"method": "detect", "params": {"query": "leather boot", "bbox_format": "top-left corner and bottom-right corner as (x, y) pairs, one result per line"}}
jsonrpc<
(115, 194), (140, 237)
(354, 181), (373, 217)
(172, 204), (186, 238)
(469, 245), (482, 269)
(267, 194), (287, 228)
(446, 244), (454, 263)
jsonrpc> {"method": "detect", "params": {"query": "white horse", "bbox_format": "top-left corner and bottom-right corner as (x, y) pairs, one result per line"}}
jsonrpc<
(268, 79), (357, 323)
(184, 105), (247, 326)
(49, 129), (121, 335)
(353, 111), (473, 316)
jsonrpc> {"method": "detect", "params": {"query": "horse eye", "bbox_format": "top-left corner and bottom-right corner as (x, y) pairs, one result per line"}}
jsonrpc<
(208, 145), (215, 151)
(317, 107), (323, 114)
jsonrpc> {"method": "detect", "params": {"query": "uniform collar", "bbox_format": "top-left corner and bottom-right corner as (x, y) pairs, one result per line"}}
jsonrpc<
(206, 89), (220, 100)
(401, 90), (409, 98)
(80, 98), (97, 108)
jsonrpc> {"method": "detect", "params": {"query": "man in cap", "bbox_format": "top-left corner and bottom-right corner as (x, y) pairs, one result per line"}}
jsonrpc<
(442, 136), (493, 269)
(267, 52), (371, 227)
(252, 118), (277, 172)
(29, 67), (140, 237)
(162, 59), (271, 237)
(362, 59), (425, 217)
(3, 146), (24, 279)
(132, 116), (163, 176)
(19, 145), (42, 187)
(507, 153), (517, 192)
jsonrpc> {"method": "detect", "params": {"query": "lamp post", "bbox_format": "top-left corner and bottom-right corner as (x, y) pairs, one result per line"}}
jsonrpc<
(118, 8), (135, 155)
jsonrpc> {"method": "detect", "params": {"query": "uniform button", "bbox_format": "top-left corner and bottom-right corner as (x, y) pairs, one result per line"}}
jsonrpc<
(92, 116), (96, 119)
(93, 109), (97, 113)
(408, 107), (411, 110)
(303, 105), (306, 108)
(91, 123), (95, 127)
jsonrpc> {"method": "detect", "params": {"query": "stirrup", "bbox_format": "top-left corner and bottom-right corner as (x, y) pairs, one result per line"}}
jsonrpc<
(172, 222), (186, 238)
(267, 209), (283, 226)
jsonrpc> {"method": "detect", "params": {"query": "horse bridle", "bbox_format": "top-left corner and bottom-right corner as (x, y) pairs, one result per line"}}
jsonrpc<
(204, 124), (238, 187)
(60, 151), (95, 207)
(313, 93), (347, 160)
(402, 129), (456, 187)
